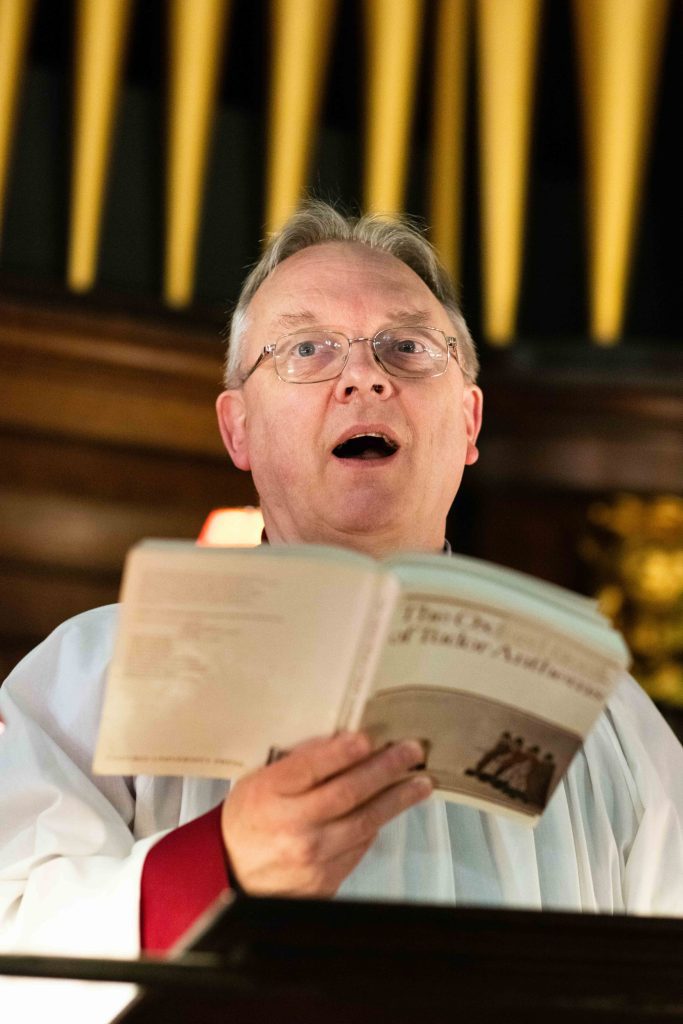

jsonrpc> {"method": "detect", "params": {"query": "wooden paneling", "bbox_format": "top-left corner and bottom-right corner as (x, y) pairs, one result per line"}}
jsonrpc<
(0, 564), (118, 642)
(1, 432), (237, 505)
(444, 347), (683, 591)
(474, 353), (683, 493)
(0, 485), (211, 572)
(0, 296), (256, 678)
(0, 299), (227, 454)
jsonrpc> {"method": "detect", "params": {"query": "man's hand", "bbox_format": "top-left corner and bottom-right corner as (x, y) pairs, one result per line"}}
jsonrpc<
(220, 732), (432, 896)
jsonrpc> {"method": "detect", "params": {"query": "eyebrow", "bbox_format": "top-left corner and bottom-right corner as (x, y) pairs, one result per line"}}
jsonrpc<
(273, 310), (319, 330)
(272, 308), (435, 331)
(383, 308), (434, 326)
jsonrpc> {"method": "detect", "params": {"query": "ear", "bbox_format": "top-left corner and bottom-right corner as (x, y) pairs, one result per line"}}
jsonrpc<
(216, 390), (251, 471)
(462, 384), (483, 466)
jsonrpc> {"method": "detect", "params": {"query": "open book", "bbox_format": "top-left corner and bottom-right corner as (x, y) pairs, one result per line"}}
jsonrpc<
(94, 541), (630, 823)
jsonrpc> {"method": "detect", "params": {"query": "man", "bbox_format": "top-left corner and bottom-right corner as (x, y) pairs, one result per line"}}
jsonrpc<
(1, 202), (683, 981)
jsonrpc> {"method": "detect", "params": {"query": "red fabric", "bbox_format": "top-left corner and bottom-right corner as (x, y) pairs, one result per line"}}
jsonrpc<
(140, 803), (229, 952)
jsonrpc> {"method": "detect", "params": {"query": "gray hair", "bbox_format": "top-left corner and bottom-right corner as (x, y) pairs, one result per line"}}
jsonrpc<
(224, 200), (479, 388)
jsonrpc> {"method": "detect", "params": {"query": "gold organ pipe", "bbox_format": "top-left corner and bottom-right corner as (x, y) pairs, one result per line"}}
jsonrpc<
(0, 0), (35, 250)
(364, 0), (424, 214)
(266, 0), (336, 234)
(475, 0), (542, 345)
(68, 0), (132, 292)
(165, 0), (230, 308)
(574, 0), (669, 345)
(428, 0), (469, 285)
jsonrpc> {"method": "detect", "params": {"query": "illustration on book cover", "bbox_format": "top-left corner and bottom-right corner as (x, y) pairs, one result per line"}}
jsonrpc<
(360, 688), (579, 817)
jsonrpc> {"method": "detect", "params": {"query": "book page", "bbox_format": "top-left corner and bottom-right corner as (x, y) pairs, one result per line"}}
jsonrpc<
(94, 544), (381, 778)
(385, 556), (627, 657)
(388, 552), (602, 623)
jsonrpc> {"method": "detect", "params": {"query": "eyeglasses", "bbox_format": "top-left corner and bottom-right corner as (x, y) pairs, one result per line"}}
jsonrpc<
(240, 326), (461, 385)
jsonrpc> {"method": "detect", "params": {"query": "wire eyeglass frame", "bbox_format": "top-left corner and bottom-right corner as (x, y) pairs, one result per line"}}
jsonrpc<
(239, 326), (461, 385)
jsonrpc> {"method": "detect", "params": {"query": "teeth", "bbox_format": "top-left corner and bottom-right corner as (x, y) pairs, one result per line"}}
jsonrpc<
(349, 432), (391, 442)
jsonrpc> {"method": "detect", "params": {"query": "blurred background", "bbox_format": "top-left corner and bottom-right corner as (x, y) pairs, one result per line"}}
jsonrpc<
(0, 0), (681, 731)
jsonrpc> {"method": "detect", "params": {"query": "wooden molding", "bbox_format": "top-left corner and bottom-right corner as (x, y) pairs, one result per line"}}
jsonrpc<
(474, 352), (683, 492)
(0, 296), (228, 455)
(0, 295), (256, 673)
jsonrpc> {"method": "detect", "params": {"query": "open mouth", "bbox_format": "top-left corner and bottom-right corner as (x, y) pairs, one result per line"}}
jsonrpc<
(332, 433), (399, 461)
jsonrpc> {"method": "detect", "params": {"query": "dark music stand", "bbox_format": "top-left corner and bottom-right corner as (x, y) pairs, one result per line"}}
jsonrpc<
(3, 896), (683, 1023)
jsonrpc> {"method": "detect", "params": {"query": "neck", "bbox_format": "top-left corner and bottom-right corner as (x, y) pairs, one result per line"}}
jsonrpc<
(262, 512), (446, 559)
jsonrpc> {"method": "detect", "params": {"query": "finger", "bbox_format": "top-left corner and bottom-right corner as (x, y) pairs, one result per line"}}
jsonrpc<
(269, 731), (373, 796)
(318, 774), (433, 858)
(301, 739), (427, 823)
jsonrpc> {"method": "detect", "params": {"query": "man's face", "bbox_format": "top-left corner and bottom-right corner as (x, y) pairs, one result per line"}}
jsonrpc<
(217, 242), (482, 556)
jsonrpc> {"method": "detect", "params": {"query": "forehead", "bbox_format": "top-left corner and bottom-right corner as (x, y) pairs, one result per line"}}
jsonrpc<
(246, 242), (447, 334)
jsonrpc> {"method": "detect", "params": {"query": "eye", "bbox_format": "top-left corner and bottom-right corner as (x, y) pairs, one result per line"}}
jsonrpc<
(287, 336), (343, 359)
(295, 341), (318, 358)
(392, 338), (426, 355)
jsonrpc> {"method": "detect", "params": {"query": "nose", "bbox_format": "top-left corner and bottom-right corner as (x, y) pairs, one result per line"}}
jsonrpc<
(333, 337), (394, 400)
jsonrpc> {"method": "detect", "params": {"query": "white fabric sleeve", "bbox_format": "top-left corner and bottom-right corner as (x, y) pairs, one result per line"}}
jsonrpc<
(605, 674), (683, 914)
(0, 607), (164, 960)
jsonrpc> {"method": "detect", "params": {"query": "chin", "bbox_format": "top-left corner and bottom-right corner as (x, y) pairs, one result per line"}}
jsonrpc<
(328, 498), (401, 539)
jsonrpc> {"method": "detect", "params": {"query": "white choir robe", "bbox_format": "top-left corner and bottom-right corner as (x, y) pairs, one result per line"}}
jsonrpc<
(1, 605), (683, 1022)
